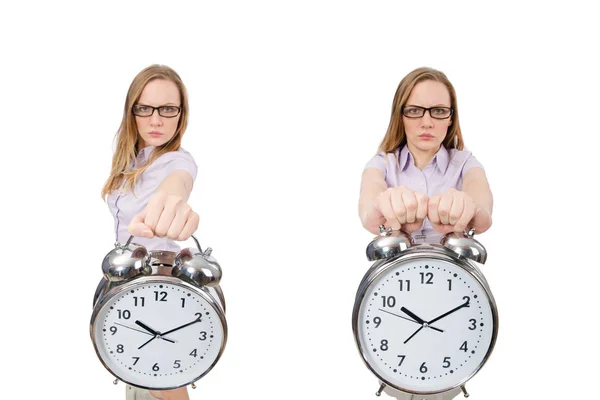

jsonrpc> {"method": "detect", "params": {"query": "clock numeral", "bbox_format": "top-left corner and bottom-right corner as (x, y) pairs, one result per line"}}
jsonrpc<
(460, 341), (468, 352)
(399, 280), (411, 292)
(154, 291), (168, 302)
(152, 363), (160, 371)
(469, 319), (477, 330)
(199, 331), (207, 341)
(382, 296), (396, 308)
(442, 357), (451, 368)
(132, 357), (140, 366)
(420, 272), (434, 284)
(420, 362), (428, 373)
(133, 296), (145, 307)
(181, 298), (186, 308)
(110, 326), (118, 335)
(117, 309), (131, 320)
(190, 349), (198, 358)
(117, 344), (124, 353)
(463, 296), (471, 305)
(173, 360), (181, 369)
(194, 313), (203, 321)
(373, 317), (382, 328)
(397, 355), (406, 366)
(380, 340), (389, 351)
(447, 279), (452, 291)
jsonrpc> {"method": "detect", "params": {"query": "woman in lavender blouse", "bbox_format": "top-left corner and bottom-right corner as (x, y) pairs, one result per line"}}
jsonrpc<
(101, 65), (198, 400)
(359, 67), (493, 244)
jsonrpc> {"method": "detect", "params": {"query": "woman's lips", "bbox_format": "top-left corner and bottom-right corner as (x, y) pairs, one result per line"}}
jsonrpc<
(419, 134), (434, 140)
(149, 131), (163, 137)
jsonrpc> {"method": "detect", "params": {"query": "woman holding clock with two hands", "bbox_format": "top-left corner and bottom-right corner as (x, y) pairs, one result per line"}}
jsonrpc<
(359, 67), (493, 242)
(102, 65), (198, 400)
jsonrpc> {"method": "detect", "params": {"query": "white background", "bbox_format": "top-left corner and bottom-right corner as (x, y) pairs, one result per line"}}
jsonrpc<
(1, 1), (598, 399)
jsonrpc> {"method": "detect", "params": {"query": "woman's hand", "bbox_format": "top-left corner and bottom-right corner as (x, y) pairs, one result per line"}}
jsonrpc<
(149, 387), (189, 400)
(428, 188), (491, 235)
(128, 192), (199, 240)
(368, 186), (429, 234)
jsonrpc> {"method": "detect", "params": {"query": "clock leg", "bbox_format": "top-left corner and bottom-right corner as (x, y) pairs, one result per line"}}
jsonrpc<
(381, 385), (463, 400)
(126, 385), (160, 400)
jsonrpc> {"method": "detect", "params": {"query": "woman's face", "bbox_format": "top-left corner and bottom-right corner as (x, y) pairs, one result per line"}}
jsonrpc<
(402, 80), (453, 153)
(134, 79), (181, 150)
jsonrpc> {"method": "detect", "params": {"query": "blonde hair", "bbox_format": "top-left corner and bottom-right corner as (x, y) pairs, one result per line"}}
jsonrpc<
(379, 67), (464, 153)
(101, 65), (189, 199)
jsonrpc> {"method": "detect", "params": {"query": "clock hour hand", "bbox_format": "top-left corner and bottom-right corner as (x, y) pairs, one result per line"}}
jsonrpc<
(427, 300), (470, 325)
(400, 307), (427, 324)
(379, 309), (443, 333)
(134, 320), (176, 344)
(135, 320), (159, 335)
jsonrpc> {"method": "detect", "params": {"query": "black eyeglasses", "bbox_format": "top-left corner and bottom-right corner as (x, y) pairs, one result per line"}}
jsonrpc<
(402, 105), (453, 120)
(132, 104), (182, 118)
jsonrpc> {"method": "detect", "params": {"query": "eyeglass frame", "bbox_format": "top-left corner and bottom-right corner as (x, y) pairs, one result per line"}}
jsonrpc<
(401, 105), (454, 120)
(132, 104), (182, 118)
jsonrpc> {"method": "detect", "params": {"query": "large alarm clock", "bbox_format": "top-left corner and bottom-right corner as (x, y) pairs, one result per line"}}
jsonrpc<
(352, 227), (498, 400)
(90, 235), (227, 391)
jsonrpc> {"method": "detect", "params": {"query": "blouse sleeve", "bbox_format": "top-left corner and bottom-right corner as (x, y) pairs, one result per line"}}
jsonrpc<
(463, 153), (484, 174)
(156, 149), (198, 181)
(364, 152), (388, 180)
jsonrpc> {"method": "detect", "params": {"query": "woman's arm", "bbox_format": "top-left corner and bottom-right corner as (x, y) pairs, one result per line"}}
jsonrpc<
(359, 168), (389, 234)
(461, 167), (493, 233)
(128, 170), (199, 240)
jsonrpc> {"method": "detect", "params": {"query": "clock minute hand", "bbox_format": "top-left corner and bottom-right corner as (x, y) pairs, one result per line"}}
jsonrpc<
(161, 317), (202, 337)
(427, 300), (470, 325)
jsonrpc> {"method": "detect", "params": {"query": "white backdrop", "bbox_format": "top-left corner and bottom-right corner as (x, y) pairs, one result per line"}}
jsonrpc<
(1, 1), (598, 399)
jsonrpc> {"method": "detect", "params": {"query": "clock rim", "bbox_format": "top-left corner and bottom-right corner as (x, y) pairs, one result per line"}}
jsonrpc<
(351, 248), (499, 395)
(90, 275), (228, 390)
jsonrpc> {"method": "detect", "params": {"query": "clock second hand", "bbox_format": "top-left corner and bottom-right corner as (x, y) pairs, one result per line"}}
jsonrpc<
(134, 320), (176, 348)
(378, 308), (444, 333)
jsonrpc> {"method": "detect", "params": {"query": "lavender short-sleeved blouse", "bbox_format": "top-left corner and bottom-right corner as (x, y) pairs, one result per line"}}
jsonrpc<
(107, 145), (198, 252)
(365, 144), (483, 244)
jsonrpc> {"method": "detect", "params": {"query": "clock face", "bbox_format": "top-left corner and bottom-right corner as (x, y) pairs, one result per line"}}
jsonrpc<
(92, 278), (226, 389)
(355, 256), (496, 393)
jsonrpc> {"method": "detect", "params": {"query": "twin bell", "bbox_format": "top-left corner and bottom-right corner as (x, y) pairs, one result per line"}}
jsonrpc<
(101, 235), (222, 288)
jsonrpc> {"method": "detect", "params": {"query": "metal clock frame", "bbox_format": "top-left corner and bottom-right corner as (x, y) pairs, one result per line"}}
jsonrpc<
(90, 251), (228, 391)
(352, 244), (499, 396)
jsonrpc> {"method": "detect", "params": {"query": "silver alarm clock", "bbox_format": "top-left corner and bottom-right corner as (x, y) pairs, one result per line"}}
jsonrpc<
(90, 235), (227, 391)
(352, 227), (498, 400)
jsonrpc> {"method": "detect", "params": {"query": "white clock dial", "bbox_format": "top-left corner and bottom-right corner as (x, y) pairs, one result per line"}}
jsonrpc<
(356, 257), (496, 393)
(92, 279), (225, 389)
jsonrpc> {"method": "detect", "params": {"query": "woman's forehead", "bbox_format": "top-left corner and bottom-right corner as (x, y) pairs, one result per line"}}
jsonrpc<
(407, 80), (450, 106)
(138, 79), (180, 105)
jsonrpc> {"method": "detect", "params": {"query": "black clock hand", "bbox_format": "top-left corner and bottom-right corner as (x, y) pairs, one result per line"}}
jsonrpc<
(427, 300), (470, 325)
(135, 320), (159, 335)
(134, 320), (176, 345)
(404, 326), (423, 344)
(379, 309), (443, 333)
(138, 335), (156, 350)
(400, 307), (427, 324)
(161, 316), (202, 337)
(117, 322), (177, 343)
(115, 322), (154, 336)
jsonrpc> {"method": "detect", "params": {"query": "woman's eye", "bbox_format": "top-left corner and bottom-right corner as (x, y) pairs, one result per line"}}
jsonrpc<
(405, 107), (419, 114)
(162, 107), (175, 112)
(432, 108), (445, 114)
(137, 106), (149, 112)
